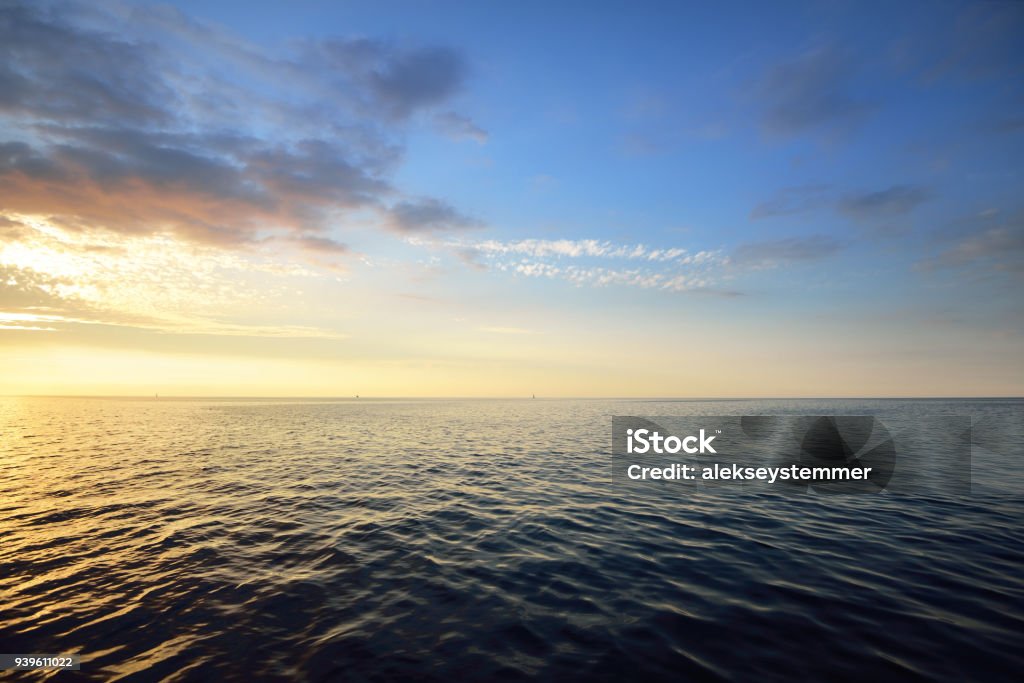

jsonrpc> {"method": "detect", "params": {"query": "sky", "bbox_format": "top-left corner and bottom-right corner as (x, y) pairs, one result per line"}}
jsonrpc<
(0, 0), (1022, 397)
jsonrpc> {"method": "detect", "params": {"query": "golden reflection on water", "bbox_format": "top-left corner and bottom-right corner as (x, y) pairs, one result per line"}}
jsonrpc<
(1, 397), (1022, 680)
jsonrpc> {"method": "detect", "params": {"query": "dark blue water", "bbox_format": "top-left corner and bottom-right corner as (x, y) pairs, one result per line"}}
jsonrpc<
(0, 398), (1021, 681)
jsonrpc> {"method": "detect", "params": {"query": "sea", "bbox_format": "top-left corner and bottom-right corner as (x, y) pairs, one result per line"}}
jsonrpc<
(0, 397), (1021, 681)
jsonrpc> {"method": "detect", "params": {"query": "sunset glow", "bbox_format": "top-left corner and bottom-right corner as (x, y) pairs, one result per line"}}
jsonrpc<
(1, 1), (1021, 397)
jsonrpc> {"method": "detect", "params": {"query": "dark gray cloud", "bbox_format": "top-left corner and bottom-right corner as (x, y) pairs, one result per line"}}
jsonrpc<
(750, 185), (831, 219)
(298, 37), (471, 123)
(839, 185), (930, 220)
(0, 2), (176, 126)
(756, 47), (871, 137)
(370, 47), (465, 119)
(0, 141), (63, 179)
(385, 198), (480, 233)
(0, 1), (477, 248)
(733, 235), (844, 265)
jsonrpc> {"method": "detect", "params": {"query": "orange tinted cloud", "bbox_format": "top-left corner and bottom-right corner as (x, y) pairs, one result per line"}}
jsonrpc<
(0, 1), (482, 249)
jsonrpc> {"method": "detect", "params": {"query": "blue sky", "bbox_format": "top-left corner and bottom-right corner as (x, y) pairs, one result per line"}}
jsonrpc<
(0, 0), (1021, 395)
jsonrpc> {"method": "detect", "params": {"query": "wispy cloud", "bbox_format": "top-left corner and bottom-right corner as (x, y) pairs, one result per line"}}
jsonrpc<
(732, 235), (844, 266)
(751, 185), (831, 219)
(918, 209), (1024, 276)
(463, 238), (705, 262)
(429, 237), (726, 292)
(752, 184), (930, 228)
(839, 185), (930, 220)
(0, 311), (69, 332)
(434, 111), (489, 144)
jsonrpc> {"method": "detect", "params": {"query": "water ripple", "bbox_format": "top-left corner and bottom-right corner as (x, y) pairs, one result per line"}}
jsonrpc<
(0, 397), (1021, 681)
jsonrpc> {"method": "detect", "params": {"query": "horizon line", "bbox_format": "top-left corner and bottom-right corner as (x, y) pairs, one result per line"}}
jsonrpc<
(4, 394), (1022, 401)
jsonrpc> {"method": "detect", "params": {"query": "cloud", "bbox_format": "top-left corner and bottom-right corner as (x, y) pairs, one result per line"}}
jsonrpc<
(436, 236), (726, 292)
(0, 133), (391, 246)
(919, 209), (1024, 275)
(502, 263), (715, 292)
(367, 46), (466, 120)
(0, 262), (79, 313)
(751, 185), (831, 219)
(0, 216), (30, 242)
(434, 112), (488, 143)
(462, 238), (698, 262)
(756, 46), (871, 137)
(838, 185), (930, 220)
(454, 247), (487, 270)
(289, 235), (350, 254)
(0, 2), (177, 126)
(0, 216), (347, 337)
(753, 184), (930, 228)
(385, 198), (481, 233)
(0, 1), (475, 248)
(924, 3), (1024, 84)
(732, 235), (844, 266)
